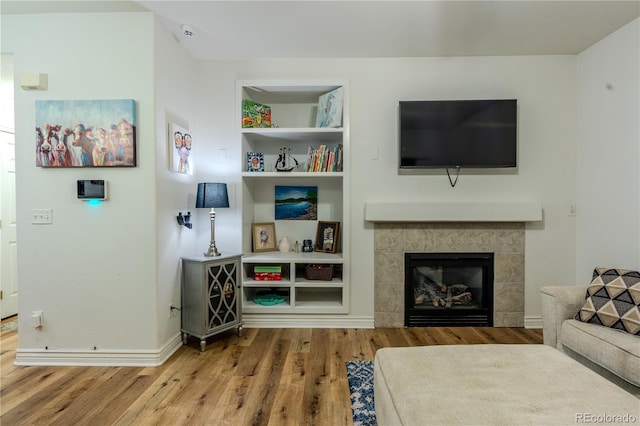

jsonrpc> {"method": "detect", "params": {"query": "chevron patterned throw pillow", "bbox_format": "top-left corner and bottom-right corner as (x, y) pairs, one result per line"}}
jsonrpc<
(574, 267), (640, 335)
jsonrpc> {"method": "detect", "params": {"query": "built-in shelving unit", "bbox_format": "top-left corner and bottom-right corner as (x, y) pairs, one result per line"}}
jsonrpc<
(238, 80), (349, 322)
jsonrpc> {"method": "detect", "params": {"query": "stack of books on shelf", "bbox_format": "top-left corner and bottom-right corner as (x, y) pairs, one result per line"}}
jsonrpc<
(253, 265), (282, 281)
(306, 144), (343, 172)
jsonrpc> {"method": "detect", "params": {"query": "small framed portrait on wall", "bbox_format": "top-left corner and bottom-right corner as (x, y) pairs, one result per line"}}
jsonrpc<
(169, 122), (192, 174)
(252, 222), (277, 252)
(315, 221), (340, 253)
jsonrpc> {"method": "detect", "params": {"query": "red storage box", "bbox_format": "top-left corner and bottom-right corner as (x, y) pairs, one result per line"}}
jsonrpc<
(254, 272), (282, 281)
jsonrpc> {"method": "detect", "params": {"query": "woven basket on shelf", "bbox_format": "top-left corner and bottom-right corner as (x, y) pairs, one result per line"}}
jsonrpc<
(305, 264), (334, 281)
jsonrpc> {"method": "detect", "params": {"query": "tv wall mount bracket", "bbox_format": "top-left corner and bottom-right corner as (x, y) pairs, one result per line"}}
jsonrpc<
(446, 166), (461, 187)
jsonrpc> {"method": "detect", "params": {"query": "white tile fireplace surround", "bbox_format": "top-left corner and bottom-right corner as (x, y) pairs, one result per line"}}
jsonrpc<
(365, 202), (542, 328)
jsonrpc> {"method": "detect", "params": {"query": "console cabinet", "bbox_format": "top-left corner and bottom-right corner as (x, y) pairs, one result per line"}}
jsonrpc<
(238, 80), (349, 322)
(181, 254), (243, 351)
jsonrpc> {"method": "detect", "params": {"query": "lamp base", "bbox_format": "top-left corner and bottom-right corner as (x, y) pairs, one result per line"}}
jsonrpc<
(203, 243), (221, 257)
(203, 208), (221, 256)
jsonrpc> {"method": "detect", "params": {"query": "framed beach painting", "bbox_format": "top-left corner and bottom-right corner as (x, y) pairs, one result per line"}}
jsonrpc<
(35, 99), (136, 167)
(169, 122), (192, 174)
(275, 185), (317, 220)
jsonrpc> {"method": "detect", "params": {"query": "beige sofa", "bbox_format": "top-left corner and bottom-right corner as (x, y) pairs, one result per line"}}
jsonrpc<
(541, 285), (640, 396)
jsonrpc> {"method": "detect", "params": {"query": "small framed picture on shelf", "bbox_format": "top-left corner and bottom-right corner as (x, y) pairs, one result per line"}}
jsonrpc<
(247, 152), (264, 172)
(315, 87), (344, 128)
(315, 221), (340, 253)
(252, 222), (277, 252)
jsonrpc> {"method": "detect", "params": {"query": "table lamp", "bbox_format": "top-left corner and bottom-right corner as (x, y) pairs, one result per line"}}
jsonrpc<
(195, 182), (229, 256)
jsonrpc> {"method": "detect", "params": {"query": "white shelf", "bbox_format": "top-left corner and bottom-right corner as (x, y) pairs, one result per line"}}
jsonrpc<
(294, 299), (344, 309)
(242, 83), (342, 103)
(243, 279), (293, 287)
(243, 300), (292, 312)
(295, 278), (343, 286)
(242, 251), (343, 263)
(242, 127), (342, 137)
(242, 172), (343, 178)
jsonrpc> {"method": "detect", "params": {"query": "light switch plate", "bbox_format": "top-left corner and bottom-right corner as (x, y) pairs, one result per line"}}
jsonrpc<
(32, 209), (53, 224)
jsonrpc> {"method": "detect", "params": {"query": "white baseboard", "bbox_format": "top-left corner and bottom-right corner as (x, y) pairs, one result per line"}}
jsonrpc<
(524, 316), (542, 329)
(243, 315), (541, 329)
(242, 315), (375, 329)
(14, 333), (183, 367)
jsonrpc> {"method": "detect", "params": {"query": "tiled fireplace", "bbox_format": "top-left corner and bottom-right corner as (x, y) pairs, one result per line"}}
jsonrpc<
(374, 222), (525, 327)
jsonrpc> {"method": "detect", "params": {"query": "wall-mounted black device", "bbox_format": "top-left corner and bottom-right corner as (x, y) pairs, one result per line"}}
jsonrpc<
(77, 180), (107, 200)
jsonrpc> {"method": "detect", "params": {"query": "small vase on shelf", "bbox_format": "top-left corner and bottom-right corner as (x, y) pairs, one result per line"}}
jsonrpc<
(279, 236), (291, 252)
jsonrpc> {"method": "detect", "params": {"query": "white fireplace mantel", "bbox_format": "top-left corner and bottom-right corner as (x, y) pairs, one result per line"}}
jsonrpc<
(364, 202), (542, 222)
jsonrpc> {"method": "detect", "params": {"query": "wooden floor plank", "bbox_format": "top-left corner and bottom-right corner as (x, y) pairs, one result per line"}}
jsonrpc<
(237, 334), (290, 426)
(301, 328), (330, 426)
(36, 367), (126, 425)
(0, 318), (543, 425)
(267, 351), (306, 426)
(6, 366), (97, 425)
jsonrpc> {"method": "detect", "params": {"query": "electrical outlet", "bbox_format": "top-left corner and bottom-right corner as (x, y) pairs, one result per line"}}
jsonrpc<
(169, 304), (178, 318)
(31, 311), (44, 328)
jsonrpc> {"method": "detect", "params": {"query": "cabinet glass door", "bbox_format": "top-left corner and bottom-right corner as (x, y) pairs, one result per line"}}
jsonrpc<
(207, 262), (238, 330)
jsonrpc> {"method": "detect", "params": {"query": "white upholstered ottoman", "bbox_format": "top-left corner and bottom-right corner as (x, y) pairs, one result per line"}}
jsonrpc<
(374, 344), (639, 425)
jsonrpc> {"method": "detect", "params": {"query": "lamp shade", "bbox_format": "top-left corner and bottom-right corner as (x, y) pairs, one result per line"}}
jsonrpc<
(195, 183), (229, 209)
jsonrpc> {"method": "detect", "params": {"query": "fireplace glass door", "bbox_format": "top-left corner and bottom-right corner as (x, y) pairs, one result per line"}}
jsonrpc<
(405, 252), (494, 327)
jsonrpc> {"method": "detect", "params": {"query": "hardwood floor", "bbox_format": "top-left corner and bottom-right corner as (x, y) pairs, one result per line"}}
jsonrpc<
(0, 318), (542, 425)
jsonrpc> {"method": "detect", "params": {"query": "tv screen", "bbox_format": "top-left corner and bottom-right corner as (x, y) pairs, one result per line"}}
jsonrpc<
(399, 99), (517, 169)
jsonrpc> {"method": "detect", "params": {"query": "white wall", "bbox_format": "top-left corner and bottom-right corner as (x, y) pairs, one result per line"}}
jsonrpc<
(576, 18), (640, 281)
(0, 54), (14, 130)
(189, 62), (242, 257)
(153, 17), (202, 349)
(3, 12), (163, 360)
(3, 11), (204, 364)
(195, 56), (578, 322)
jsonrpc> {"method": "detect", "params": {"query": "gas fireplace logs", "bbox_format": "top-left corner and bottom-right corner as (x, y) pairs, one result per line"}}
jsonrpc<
(414, 282), (473, 308)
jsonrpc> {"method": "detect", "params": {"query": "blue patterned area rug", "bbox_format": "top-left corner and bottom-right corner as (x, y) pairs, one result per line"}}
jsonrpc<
(345, 360), (377, 426)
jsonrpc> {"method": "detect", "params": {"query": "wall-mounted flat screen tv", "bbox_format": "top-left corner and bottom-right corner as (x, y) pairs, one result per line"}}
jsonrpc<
(399, 99), (517, 169)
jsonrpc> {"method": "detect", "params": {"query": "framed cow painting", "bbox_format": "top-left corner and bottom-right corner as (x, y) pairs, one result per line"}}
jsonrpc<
(35, 99), (137, 167)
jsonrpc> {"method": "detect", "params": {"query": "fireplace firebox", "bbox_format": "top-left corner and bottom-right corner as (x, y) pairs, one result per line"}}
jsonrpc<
(405, 252), (494, 327)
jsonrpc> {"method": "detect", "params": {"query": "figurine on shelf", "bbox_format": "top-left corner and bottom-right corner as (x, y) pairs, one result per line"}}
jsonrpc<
(275, 147), (299, 172)
(302, 239), (313, 253)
